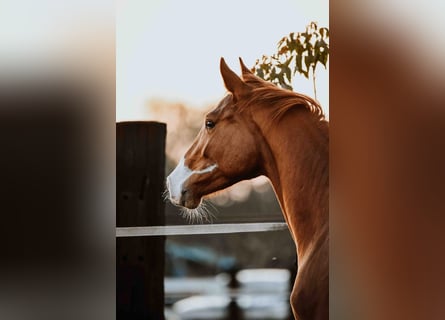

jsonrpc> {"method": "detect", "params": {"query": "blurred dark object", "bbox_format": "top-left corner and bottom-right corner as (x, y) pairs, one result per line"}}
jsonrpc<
(116, 122), (166, 320)
(226, 298), (244, 320)
(0, 77), (114, 320)
(331, 1), (445, 319)
(0, 80), (92, 268)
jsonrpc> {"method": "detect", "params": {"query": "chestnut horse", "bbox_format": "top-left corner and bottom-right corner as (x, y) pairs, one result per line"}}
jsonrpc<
(166, 58), (328, 320)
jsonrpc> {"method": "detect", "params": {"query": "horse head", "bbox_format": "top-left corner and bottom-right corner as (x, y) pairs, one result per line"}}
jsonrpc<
(166, 58), (263, 210)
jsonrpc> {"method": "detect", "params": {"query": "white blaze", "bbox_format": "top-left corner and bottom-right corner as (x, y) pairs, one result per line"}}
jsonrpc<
(167, 157), (217, 205)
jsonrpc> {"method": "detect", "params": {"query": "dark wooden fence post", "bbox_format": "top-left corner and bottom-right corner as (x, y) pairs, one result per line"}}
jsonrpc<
(117, 121), (166, 320)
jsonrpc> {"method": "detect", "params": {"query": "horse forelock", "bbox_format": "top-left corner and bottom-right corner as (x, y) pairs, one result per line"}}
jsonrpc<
(207, 93), (234, 118)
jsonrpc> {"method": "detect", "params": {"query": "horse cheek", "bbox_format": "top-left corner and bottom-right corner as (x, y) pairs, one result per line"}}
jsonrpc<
(228, 132), (257, 176)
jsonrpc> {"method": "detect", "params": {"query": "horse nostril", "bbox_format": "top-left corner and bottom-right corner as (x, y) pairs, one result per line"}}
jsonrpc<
(181, 189), (187, 196)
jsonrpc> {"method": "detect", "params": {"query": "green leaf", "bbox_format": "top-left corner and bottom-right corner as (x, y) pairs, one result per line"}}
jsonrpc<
(296, 41), (304, 55)
(253, 23), (329, 92)
(314, 40), (323, 64)
(305, 55), (313, 72)
(270, 67), (277, 79)
(320, 52), (328, 67)
(287, 38), (294, 51)
(278, 45), (288, 55)
(284, 56), (292, 66)
(278, 36), (286, 47)
(295, 56), (303, 74)
(320, 27), (329, 38)
(256, 67), (265, 79)
(284, 65), (291, 82)
(260, 63), (270, 73)
(282, 82), (293, 91)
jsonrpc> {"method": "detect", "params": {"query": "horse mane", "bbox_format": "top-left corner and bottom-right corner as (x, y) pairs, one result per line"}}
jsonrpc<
(239, 72), (326, 123)
(239, 72), (329, 223)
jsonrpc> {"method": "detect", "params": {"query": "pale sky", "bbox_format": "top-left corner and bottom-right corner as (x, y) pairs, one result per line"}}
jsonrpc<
(117, 0), (329, 121)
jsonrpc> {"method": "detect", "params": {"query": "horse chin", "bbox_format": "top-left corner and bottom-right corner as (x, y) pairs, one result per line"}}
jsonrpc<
(178, 196), (214, 223)
(183, 197), (202, 210)
(179, 185), (203, 209)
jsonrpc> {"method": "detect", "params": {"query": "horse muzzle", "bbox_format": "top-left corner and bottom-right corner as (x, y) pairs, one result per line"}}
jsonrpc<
(166, 175), (201, 209)
(167, 157), (217, 209)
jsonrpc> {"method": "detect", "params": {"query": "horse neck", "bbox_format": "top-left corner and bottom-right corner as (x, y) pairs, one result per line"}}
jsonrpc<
(255, 108), (329, 258)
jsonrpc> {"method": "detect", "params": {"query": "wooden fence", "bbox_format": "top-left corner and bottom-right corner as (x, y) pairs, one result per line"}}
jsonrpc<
(117, 122), (166, 320)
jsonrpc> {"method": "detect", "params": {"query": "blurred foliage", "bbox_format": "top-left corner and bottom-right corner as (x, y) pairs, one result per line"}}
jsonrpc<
(146, 99), (205, 166)
(252, 21), (329, 98)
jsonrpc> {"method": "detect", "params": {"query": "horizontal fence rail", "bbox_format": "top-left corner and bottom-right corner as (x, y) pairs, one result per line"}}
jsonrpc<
(116, 222), (288, 237)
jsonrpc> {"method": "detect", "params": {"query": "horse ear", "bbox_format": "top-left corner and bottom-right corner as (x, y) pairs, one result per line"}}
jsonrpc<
(239, 57), (253, 77)
(220, 57), (249, 101)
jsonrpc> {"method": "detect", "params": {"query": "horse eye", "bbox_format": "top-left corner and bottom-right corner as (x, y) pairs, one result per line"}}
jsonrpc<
(205, 119), (215, 129)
